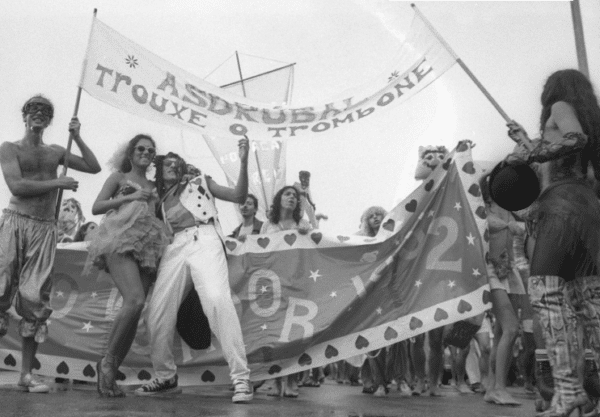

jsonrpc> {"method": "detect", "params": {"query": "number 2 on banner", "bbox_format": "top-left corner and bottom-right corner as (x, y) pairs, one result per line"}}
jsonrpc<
(426, 216), (462, 272)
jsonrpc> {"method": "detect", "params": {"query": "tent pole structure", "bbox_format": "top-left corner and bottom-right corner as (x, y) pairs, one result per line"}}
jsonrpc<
(234, 51), (270, 211)
(55, 8), (97, 219)
(235, 51), (248, 98)
(411, 4), (533, 150)
(570, 0), (589, 78)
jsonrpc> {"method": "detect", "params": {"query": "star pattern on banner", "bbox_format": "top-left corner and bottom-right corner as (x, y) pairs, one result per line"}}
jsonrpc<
(82, 322), (93, 332)
(55, 291), (64, 298)
(260, 324), (267, 331)
(448, 280), (456, 288)
(90, 292), (98, 299)
(415, 280), (423, 288)
(428, 210), (435, 217)
(330, 291), (337, 298)
(309, 270), (322, 282)
(376, 307), (383, 315)
(454, 202), (462, 211)
(472, 268), (481, 277)
(125, 55), (138, 68)
(260, 285), (269, 294)
(466, 233), (475, 245)
(388, 70), (400, 82)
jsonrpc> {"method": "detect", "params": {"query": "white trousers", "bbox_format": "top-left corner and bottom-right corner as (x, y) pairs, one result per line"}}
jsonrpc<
(148, 224), (250, 382)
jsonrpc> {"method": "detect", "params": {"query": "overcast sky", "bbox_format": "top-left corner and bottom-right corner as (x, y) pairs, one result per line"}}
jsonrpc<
(1, 0), (598, 234)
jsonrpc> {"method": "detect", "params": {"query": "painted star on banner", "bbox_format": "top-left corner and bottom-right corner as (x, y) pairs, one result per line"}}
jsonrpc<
(260, 324), (267, 331)
(472, 268), (481, 277)
(388, 70), (400, 82)
(260, 285), (269, 294)
(448, 280), (456, 288)
(90, 292), (98, 299)
(376, 307), (383, 315)
(82, 322), (93, 332)
(55, 291), (64, 298)
(466, 233), (476, 245)
(309, 270), (322, 282)
(428, 210), (435, 217)
(330, 291), (337, 298)
(454, 202), (462, 211)
(125, 55), (138, 68)
(415, 280), (423, 288)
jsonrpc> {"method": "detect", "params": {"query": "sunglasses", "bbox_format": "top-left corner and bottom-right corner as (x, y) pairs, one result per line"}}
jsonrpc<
(24, 102), (54, 119)
(135, 145), (156, 155)
(162, 159), (181, 167)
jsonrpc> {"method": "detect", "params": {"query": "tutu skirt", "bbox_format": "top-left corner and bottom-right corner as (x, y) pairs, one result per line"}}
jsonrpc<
(84, 201), (169, 275)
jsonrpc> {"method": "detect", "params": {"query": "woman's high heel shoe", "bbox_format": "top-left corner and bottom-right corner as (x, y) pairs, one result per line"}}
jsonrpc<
(97, 357), (126, 398)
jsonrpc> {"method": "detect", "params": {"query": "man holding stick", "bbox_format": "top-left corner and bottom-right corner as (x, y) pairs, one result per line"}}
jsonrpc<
(0, 95), (100, 392)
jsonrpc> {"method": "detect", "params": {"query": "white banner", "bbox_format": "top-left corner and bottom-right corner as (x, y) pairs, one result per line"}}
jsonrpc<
(80, 13), (456, 142)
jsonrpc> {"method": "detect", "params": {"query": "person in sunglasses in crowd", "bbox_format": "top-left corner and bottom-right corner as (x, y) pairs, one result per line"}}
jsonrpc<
(85, 134), (169, 398)
(0, 94), (101, 393)
(135, 138), (254, 404)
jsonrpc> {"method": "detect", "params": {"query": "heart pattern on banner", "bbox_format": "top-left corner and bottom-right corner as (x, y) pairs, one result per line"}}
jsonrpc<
(225, 240), (237, 252)
(310, 232), (322, 245)
(298, 353), (312, 366)
(324, 345), (339, 359)
(201, 370), (215, 382)
(56, 361), (69, 375)
(83, 364), (96, 378)
(284, 234), (297, 246)
(409, 317), (423, 330)
(3, 354), (16, 367)
(355, 335), (369, 349)
(257, 237), (270, 249)
(405, 200), (417, 213)
(434, 308), (449, 322)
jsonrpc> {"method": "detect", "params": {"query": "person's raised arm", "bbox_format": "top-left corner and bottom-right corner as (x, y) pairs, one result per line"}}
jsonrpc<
(0, 142), (78, 196)
(91, 172), (152, 215)
(207, 137), (249, 203)
(60, 117), (101, 174)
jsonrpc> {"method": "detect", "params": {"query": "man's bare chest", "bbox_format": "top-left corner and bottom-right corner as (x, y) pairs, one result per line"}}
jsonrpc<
(17, 147), (61, 176)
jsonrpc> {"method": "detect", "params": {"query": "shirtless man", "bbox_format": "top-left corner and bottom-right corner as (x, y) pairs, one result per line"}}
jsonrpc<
(0, 95), (100, 392)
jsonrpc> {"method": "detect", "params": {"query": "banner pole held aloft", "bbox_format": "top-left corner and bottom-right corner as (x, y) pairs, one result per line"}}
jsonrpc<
(56, 8), (98, 220)
(410, 4), (533, 150)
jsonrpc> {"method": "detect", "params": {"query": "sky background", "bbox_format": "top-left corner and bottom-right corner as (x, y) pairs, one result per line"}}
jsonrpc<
(1, 0), (599, 235)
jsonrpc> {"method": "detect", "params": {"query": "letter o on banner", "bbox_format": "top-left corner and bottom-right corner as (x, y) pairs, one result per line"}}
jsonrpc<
(229, 123), (248, 136)
(132, 85), (149, 104)
(248, 269), (281, 317)
(377, 92), (394, 107)
(311, 122), (330, 133)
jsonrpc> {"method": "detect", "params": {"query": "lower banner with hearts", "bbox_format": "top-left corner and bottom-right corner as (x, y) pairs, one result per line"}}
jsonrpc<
(0, 142), (491, 386)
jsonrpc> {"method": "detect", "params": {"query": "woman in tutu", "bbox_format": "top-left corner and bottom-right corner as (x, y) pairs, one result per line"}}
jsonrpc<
(87, 134), (169, 397)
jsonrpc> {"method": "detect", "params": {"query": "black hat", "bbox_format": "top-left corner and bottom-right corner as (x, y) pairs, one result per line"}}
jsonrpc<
(488, 162), (540, 211)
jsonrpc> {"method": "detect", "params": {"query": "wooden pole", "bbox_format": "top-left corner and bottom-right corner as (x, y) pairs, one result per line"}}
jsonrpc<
(56, 8), (97, 219)
(570, 0), (589, 78)
(411, 4), (533, 150)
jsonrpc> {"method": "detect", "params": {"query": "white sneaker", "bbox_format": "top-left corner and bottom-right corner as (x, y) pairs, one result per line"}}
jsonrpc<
(18, 373), (50, 393)
(232, 379), (253, 403)
(373, 385), (387, 397)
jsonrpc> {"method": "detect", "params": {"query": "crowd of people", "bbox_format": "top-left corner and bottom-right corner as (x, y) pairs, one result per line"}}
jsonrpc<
(1, 68), (600, 417)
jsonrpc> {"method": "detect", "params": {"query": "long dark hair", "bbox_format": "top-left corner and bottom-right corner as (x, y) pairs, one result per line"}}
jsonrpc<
(539, 69), (600, 179)
(269, 186), (301, 225)
(119, 134), (156, 173)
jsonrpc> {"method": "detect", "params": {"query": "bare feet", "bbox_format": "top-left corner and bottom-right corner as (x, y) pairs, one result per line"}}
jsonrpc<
(485, 389), (522, 406)
(455, 383), (474, 394)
